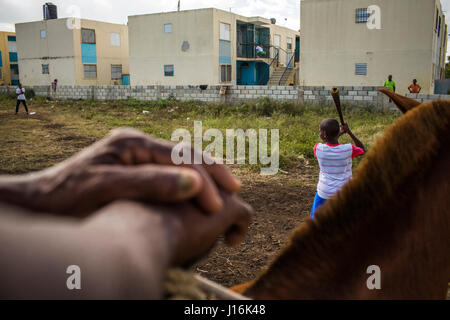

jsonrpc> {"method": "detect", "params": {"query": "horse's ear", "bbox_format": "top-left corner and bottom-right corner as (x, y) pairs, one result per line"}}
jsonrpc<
(378, 88), (421, 114)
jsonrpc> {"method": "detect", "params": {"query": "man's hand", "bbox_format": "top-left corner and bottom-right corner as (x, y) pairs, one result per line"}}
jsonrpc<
(0, 128), (241, 216)
(85, 193), (253, 268)
(0, 193), (253, 299)
(79, 195), (253, 298)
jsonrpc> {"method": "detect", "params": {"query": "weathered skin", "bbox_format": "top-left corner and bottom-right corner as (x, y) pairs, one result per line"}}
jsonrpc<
(0, 129), (253, 299)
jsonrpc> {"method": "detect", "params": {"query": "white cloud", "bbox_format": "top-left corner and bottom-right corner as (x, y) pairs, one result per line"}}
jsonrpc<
(0, 0), (300, 31)
(0, 0), (447, 56)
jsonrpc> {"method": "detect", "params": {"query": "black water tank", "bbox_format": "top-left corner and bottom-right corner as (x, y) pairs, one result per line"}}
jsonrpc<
(43, 3), (57, 20)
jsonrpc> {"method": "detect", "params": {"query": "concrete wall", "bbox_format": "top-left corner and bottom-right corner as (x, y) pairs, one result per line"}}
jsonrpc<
(0, 84), (398, 109)
(299, 0), (447, 95)
(15, 18), (129, 87)
(0, 31), (18, 86)
(406, 93), (450, 104)
(129, 8), (299, 86)
(73, 19), (129, 86)
(129, 9), (216, 86)
(16, 19), (76, 86)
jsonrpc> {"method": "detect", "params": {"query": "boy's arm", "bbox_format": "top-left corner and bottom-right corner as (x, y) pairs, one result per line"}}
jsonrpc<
(341, 124), (366, 152)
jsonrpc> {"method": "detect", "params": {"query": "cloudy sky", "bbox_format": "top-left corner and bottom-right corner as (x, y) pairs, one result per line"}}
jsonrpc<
(0, 0), (300, 31)
(0, 0), (449, 56)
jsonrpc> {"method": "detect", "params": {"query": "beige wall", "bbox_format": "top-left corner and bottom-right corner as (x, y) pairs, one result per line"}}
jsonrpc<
(73, 19), (129, 85)
(299, 0), (447, 94)
(16, 19), (76, 86)
(16, 18), (129, 86)
(0, 31), (17, 86)
(129, 9), (216, 86)
(129, 8), (299, 86)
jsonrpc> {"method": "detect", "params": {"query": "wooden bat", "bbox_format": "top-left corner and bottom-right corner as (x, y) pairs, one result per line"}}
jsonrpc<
(330, 87), (345, 125)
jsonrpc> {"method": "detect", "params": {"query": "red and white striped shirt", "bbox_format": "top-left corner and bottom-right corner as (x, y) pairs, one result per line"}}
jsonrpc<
(314, 143), (365, 199)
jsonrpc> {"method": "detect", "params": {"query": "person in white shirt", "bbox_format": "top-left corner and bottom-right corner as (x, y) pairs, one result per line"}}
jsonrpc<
(15, 83), (29, 115)
(311, 119), (366, 218)
(256, 43), (266, 57)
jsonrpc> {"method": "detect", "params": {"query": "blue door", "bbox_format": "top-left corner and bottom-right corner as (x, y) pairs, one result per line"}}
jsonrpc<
(122, 74), (130, 86)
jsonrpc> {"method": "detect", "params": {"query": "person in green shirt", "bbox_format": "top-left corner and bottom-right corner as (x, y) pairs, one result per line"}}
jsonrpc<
(384, 75), (396, 92)
(384, 75), (396, 102)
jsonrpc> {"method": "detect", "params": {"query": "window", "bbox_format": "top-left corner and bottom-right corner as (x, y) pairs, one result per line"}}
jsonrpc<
(355, 8), (369, 23)
(355, 63), (367, 75)
(287, 38), (293, 50)
(8, 40), (17, 53)
(220, 65), (231, 82)
(40, 30), (47, 38)
(220, 23), (230, 41)
(83, 64), (97, 78)
(110, 32), (121, 46)
(42, 64), (49, 74)
(81, 28), (96, 44)
(164, 64), (174, 77)
(164, 24), (172, 33)
(8, 40), (17, 62)
(274, 35), (281, 47)
(111, 64), (122, 79)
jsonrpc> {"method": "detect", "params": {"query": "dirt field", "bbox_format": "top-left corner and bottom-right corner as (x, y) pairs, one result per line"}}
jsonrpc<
(193, 165), (318, 287)
(1, 96), (447, 298)
(0, 97), (322, 288)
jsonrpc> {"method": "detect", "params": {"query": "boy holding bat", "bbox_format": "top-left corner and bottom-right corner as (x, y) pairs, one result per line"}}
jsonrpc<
(310, 119), (365, 218)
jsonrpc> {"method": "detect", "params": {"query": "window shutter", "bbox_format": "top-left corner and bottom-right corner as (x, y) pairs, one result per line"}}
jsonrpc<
(111, 64), (122, 79)
(355, 63), (367, 75)
(81, 29), (96, 44)
(84, 64), (97, 78)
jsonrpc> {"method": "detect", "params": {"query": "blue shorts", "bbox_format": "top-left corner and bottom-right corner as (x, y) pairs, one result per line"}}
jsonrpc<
(310, 192), (326, 219)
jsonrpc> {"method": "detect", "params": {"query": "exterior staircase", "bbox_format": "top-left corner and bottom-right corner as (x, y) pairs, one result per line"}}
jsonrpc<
(268, 66), (295, 86)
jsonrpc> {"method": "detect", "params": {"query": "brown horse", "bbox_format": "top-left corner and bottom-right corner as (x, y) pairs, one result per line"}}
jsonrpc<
(233, 89), (450, 299)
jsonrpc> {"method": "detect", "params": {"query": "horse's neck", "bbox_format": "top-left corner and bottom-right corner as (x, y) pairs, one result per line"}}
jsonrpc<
(246, 149), (450, 300)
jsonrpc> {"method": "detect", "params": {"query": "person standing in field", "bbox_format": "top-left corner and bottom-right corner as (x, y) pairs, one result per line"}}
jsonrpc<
(384, 75), (396, 103)
(310, 119), (366, 218)
(408, 79), (421, 94)
(51, 79), (58, 100)
(15, 83), (29, 115)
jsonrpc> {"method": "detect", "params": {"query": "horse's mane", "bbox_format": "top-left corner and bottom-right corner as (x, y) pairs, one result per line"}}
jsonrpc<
(247, 100), (450, 297)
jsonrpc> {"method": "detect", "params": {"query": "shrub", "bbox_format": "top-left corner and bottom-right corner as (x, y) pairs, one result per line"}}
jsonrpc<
(25, 88), (36, 100)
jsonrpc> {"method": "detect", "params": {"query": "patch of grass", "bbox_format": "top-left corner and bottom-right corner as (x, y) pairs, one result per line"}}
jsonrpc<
(0, 96), (400, 174)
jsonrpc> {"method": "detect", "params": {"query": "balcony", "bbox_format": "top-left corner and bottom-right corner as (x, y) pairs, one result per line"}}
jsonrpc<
(236, 21), (270, 59)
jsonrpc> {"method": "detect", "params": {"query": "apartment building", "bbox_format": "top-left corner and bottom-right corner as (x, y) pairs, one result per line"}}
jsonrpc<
(15, 18), (129, 86)
(299, 0), (448, 94)
(129, 8), (299, 86)
(0, 31), (20, 85)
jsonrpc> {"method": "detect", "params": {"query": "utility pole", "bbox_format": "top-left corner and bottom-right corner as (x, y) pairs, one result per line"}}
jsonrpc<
(178, 0), (180, 12)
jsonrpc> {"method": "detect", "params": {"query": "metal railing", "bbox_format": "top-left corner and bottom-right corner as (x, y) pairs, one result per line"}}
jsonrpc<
(257, 50), (279, 85)
(279, 53), (295, 85)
